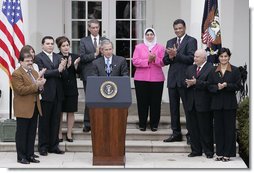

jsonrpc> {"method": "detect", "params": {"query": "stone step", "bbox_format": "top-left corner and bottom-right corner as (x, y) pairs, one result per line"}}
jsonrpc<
(0, 140), (239, 153)
(64, 140), (193, 153)
(0, 152), (247, 168)
(77, 102), (186, 116)
(61, 113), (187, 129)
(57, 128), (188, 141)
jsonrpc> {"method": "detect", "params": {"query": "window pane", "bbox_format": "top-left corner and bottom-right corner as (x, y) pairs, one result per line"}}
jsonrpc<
(116, 1), (130, 19)
(126, 59), (132, 77)
(88, 1), (102, 19)
(116, 21), (130, 38)
(72, 1), (86, 19)
(72, 21), (86, 39)
(132, 40), (142, 56)
(129, 59), (135, 78)
(116, 40), (130, 58)
(132, 20), (145, 39)
(71, 41), (80, 55)
(132, 1), (146, 19)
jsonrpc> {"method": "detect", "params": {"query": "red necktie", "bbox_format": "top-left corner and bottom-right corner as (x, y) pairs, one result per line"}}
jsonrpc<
(196, 66), (201, 76)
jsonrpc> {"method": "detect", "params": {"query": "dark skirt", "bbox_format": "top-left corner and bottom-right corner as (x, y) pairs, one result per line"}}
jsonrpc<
(62, 95), (78, 112)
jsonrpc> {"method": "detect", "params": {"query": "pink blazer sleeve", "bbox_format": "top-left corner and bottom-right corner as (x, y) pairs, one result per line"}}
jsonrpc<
(153, 46), (165, 67)
(132, 44), (149, 67)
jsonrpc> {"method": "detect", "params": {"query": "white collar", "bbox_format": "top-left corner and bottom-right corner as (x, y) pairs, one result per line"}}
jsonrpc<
(178, 34), (186, 43)
(104, 56), (112, 64)
(43, 50), (53, 57)
(91, 35), (100, 41)
(197, 61), (207, 70)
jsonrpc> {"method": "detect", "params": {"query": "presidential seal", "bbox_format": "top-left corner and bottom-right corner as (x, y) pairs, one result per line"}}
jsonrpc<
(100, 81), (118, 99)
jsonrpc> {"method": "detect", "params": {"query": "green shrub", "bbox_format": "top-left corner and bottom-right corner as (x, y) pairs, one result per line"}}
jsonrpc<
(236, 97), (249, 167)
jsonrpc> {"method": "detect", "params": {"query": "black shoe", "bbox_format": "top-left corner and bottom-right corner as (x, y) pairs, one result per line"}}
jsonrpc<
(139, 127), (146, 131)
(49, 148), (65, 154)
(66, 136), (73, 142)
(163, 135), (182, 142)
(188, 153), (202, 157)
(151, 127), (158, 132)
(17, 158), (30, 164)
(33, 154), (39, 158)
(215, 156), (223, 161)
(83, 126), (91, 132)
(222, 157), (230, 162)
(206, 154), (214, 159)
(39, 150), (48, 156)
(186, 135), (191, 145)
(27, 156), (40, 163)
(59, 138), (63, 142)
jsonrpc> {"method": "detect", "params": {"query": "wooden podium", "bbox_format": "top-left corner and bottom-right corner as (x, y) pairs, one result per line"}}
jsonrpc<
(86, 76), (132, 166)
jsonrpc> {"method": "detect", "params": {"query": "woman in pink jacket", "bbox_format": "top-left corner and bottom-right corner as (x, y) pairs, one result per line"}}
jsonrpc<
(133, 28), (165, 131)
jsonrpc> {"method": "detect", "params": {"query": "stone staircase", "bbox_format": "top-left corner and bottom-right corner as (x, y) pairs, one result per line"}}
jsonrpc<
(0, 87), (238, 154)
(56, 102), (191, 153)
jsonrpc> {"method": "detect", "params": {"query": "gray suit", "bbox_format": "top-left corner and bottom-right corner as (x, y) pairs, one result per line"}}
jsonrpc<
(79, 35), (99, 128)
(92, 56), (129, 76)
(80, 36), (100, 81)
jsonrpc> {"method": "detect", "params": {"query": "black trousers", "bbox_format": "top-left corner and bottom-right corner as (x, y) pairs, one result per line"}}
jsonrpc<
(168, 87), (190, 136)
(38, 99), (61, 152)
(189, 107), (214, 155)
(16, 104), (38, 160)
(134, 80), (164, 129)
(214, 109), (237, 157)
(83, 80), (90, 127)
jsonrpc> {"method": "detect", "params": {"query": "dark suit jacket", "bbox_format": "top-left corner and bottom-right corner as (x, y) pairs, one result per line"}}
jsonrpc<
(58, 52), (79, 96)
(208, 64), (241, 110)
(91, 55), (129, 76)
(185, 62), (213, 112)
(163, 34), (197, 88)
(80, 36), (100, 81)
(35, 51), (64, 102)
(12, 67), (42, 118)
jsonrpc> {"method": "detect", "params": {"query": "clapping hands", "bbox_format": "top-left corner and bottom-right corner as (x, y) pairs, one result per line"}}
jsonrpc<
(58, 58), (67, 72)
(148, 52), (156, 63)
(166, 44), (177, 60)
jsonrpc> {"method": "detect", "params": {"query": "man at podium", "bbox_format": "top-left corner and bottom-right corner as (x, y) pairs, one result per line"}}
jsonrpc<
(92, 40), (129, 76)
(87, 40), (131, 165)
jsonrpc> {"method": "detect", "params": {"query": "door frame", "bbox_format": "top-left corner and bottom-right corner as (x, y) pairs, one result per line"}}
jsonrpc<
(64, 0), (154, 88)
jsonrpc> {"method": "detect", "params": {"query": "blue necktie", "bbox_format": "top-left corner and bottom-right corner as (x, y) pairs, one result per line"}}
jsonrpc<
(106, 59), (111, 76)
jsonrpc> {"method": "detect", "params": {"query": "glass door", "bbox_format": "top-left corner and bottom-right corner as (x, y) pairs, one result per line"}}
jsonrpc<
(64, 0), (108, 54)
(113, 0), (146, 87)
(64, 0), (148, 87)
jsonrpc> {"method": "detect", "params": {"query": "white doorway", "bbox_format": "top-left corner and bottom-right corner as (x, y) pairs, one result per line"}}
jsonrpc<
(64, 0), (150, 87)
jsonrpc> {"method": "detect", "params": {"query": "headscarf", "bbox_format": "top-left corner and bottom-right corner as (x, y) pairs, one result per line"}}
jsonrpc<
(143, 27), (157, 51)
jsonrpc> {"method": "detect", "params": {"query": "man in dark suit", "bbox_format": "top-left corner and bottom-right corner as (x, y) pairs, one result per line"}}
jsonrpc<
(35, 36), (66, 156)
(163, 19), (197, 144)
(79, 19), (101, 132)
(185, 49), (214, 158)
(92, 40), (128, 76)
(12, 51), (46, 164)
